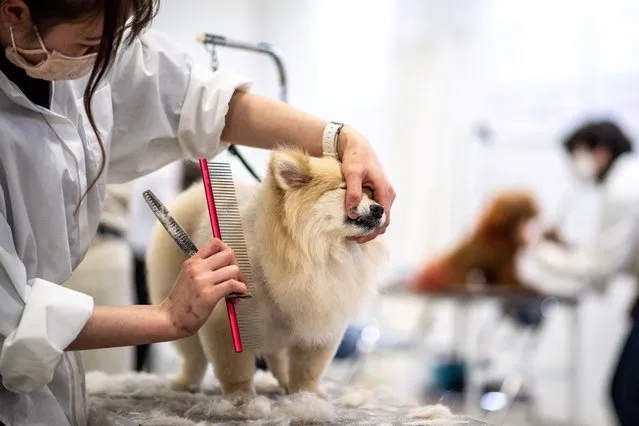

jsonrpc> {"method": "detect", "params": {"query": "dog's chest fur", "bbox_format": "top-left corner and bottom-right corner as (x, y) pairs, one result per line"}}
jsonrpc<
(253, 247), (379, 349)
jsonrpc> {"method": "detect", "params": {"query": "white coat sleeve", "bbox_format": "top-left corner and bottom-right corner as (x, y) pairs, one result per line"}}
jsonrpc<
(532, 194), (639, 290)
(0, 210), (94, 392)
(106, 29), (253, 183)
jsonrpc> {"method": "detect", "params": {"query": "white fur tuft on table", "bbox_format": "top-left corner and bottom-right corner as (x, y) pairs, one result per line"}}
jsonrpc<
(85, 370), (488, 425)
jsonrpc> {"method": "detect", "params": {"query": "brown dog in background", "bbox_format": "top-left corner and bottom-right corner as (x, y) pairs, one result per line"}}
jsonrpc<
(409, 189), (539, 293)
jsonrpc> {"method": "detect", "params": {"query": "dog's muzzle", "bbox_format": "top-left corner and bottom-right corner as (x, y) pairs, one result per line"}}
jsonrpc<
(347, 203), (385, 230)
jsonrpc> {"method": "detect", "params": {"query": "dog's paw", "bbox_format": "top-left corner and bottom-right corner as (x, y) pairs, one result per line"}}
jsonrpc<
(225, 389), (259, 406)
(170, 380), (201, 394)
(222, 382), (257, 399)
(288, 384), (327, 399)
(275, 379), (289, 395)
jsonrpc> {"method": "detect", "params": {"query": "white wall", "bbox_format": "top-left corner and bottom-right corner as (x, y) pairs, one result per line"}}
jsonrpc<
(147, 1), (639, 424)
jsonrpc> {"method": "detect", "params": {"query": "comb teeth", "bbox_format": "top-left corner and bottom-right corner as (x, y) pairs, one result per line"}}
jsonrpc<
(207, 162), (264, 350)
(143, 190), (199, 258)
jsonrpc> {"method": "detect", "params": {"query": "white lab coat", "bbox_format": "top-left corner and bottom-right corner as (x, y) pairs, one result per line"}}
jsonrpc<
(0, 29), (251, 425)
(532, 152), (639, 293)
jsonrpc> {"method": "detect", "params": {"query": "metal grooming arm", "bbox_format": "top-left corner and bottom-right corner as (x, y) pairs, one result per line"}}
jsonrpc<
(196, 32), (290, 182)
(197, 33), (288, 103)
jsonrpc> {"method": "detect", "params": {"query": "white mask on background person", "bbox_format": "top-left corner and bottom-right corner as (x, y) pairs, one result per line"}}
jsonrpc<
(572, 151), (598, 182)
(5, 26), (97, 81)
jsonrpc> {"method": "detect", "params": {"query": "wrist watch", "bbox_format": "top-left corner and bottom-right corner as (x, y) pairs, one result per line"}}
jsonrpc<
(322, 121), (345, 159)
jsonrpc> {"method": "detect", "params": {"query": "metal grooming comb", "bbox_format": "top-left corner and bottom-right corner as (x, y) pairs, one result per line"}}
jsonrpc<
(199, 159), (263, 353)
(142, 190), (250, 301)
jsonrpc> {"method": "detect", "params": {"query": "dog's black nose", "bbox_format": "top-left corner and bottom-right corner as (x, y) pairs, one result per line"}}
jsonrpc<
(370, 204), (384, 219)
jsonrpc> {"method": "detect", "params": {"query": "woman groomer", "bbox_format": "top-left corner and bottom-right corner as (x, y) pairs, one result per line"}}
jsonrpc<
(530, 120), (639, 426)
(0, 0), (395, 424)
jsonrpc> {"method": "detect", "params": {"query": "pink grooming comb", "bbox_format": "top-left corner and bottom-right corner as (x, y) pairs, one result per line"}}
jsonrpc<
(199, 158), (263, 353)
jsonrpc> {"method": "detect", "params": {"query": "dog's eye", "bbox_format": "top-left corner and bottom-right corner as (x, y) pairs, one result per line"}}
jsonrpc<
(339, 184), (347, 190)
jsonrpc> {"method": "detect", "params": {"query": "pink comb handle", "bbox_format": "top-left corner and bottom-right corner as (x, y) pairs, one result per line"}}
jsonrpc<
(199, 158), (243, 353)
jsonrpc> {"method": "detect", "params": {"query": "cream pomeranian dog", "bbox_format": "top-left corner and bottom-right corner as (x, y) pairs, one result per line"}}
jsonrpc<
(145, 148), (387, 396)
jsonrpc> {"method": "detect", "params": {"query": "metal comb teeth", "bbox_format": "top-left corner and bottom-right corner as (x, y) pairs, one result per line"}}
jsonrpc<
(207, 162), (264, 349)
(143, 190), (199, 257)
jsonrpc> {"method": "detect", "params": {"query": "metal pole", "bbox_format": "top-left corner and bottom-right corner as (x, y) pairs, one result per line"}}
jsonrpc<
(198, 33), (290, 182)
(200, 33), (288, 103)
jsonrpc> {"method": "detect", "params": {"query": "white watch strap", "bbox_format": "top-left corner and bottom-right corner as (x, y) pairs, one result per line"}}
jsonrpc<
(322, 122), (344, 158)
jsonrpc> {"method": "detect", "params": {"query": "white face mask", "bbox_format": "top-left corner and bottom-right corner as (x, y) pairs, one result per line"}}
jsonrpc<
(572, 152), (598, 182)
(5, 27), (97, 81)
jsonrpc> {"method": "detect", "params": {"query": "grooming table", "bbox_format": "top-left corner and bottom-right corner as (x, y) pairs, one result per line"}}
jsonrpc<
(86, 370), (492, 425)
(377, 285), (581, 425)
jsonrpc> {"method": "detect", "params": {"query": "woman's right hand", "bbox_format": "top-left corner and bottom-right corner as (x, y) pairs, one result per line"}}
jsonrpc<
(160, 238), (247, 337)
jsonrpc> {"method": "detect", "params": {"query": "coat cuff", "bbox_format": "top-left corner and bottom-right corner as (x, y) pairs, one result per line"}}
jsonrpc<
(177, 66), (253, 161)
(0, 279), (94, 393)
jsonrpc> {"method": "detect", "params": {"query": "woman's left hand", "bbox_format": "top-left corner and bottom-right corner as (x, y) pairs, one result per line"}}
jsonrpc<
(339, 127), (395, 243)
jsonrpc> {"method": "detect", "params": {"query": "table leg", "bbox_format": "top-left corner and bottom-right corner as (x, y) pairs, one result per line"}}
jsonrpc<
(570, 306), (580, 425)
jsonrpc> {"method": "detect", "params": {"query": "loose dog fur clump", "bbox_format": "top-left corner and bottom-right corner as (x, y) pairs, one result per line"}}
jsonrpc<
(145, 148), (387, 397)
(409, 189), (539, 292)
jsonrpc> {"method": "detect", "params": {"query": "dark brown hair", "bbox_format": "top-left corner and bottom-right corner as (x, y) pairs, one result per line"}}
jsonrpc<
(562, 119), (634, 182)
(562, 119), (633, 158)
(24, 0), (160, 211)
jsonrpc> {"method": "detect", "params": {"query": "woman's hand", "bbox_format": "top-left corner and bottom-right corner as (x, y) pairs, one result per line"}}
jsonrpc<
(66, 238), (246, 351)
(160, 238), (247, 337)
(339, 127), (396, 243)
(220, 93), (395, 244)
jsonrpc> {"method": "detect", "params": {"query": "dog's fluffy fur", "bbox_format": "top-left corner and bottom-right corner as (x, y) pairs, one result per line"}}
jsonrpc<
(145, 149), (387, 396)
(409, 189), (539, 292)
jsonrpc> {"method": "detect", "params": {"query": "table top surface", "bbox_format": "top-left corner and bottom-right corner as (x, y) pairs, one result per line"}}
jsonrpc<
(382, 282), (580, 307)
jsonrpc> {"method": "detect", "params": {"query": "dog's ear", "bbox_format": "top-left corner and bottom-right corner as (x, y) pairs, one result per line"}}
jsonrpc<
(271, 150), (312, 190)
